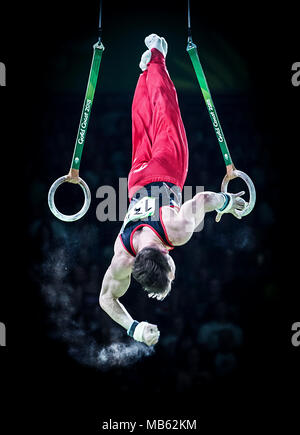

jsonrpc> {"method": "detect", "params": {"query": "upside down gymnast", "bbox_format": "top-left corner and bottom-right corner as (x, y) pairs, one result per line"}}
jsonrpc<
(99, 34), (247, 346)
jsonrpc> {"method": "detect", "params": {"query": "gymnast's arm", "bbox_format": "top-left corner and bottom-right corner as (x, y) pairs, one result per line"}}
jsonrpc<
(181, 190), (246, 227)
(180, 191), (230, 228)
(163, 191), (246, 245)
(99, 249), (134, 331)
(99, 237), (161, 346)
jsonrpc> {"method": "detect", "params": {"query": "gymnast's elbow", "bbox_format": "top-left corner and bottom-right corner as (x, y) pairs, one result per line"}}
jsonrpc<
(99, 292), (104, 309)
(99, 284), (118, 313)
(99, 295), (112, 317)
(99, 285), (110, 309)
(99, 268), (113, 308)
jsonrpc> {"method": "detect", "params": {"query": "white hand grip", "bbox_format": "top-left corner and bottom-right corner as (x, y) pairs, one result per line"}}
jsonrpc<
(216, 169), (256, 221)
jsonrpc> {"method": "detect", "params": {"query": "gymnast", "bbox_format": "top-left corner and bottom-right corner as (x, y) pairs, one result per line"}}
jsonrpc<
(99, 34), (247, 346)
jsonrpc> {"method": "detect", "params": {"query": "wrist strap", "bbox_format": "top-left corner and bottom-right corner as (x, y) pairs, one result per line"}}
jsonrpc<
(216, 193), (234, 214)
(127, 320), (139, 337)
(217, 193), (230, 212)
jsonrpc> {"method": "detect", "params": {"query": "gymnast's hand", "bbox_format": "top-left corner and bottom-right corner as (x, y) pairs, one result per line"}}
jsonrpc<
(141, 322), (160, 346)
(228, 191), (248, 219)
(215, 191), (248, 222)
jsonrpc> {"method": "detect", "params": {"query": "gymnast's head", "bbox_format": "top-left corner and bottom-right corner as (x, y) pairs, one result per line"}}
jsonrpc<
(132, 246), (175, 301)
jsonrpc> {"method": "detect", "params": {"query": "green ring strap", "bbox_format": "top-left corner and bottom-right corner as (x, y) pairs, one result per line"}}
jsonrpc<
(71, 42), (105, 171)
(186, 41), (233, 167)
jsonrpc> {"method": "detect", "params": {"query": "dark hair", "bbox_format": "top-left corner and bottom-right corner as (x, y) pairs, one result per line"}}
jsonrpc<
(132, 247), (171, 294)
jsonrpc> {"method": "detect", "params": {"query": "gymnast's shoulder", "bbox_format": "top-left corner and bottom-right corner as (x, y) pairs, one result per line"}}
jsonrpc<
(109, 235), (135, 278)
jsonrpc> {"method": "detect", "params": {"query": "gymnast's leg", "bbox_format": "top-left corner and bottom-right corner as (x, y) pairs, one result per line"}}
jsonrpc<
(128, 34), (189, 199)
(130, 68), (153, 172)
(145, 37), (189, 190)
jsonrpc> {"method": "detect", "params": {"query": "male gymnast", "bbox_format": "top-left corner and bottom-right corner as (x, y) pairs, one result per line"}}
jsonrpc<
(99, 34), (246, 346)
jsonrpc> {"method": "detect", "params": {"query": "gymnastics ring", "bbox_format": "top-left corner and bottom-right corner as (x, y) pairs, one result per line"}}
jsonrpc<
(220, 169), (256, 217)
(48, 175), (91, 222)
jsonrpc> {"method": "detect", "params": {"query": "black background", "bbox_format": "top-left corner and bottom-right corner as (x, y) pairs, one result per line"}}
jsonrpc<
(1, 0), (299, 433)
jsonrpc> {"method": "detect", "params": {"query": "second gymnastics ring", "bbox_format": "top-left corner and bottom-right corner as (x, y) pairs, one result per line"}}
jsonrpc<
(48, 175), (91, 222)
(220, 169), (256, 217)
